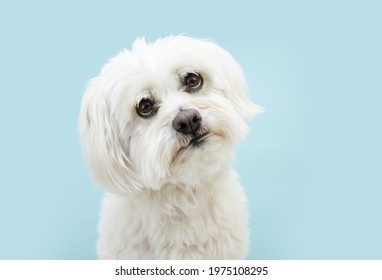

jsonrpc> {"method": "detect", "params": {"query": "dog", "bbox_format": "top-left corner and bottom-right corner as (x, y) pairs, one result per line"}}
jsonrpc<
(79, 36), (261, 259)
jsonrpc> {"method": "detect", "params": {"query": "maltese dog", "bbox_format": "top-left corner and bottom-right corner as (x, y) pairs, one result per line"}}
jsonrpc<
(79, 36), (261, 259)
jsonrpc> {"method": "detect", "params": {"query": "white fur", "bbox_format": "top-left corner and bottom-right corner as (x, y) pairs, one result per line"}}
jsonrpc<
(79, 36), (262, 259)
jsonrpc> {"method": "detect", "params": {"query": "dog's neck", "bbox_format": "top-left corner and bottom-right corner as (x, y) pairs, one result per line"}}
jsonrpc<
(148, 163), (234, 196)
(128, 167), (235, 220)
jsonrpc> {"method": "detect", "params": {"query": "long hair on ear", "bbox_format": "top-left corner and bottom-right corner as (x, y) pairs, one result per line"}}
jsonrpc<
(201, 39), (263, 119)
(219, 61), (264, 120)
(79, 78), (140, 193)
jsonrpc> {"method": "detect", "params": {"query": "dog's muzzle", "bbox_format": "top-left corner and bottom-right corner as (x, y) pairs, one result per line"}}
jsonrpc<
(172, 109), (202, 135)
(172, 109), (208, 148)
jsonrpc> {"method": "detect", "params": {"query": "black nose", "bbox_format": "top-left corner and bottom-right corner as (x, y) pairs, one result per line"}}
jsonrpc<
(172, 109), (202, 135)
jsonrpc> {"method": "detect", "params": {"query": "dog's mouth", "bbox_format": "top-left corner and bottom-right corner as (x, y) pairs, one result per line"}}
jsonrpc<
(173, 132), (209, 157)
(188, 132), (209, 147)
(170, 132), (212, 166)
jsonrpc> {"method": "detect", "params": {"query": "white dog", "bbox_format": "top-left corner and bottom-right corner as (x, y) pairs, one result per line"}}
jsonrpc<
(79, 36), (261, 259)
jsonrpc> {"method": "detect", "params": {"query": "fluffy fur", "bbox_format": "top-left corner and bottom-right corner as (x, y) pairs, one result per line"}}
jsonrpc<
(79, 36), (261, 259)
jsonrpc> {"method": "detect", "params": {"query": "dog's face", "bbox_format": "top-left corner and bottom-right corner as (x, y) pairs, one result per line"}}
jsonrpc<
(80, 36), (261, 193)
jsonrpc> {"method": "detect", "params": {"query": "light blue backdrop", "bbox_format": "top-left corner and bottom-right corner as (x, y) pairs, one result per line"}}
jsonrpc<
(0, 0), (381, 259)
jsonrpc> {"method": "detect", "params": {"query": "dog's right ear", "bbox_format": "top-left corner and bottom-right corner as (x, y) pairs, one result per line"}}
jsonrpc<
(79, 78), (141, 193)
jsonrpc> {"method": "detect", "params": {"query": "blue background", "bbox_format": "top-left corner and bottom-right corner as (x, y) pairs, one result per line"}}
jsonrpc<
(0, 0), (381, 259)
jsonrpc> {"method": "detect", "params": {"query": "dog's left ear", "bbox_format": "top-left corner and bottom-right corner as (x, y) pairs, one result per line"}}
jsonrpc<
(221, 63), (263, 120)
(211, 44), (263, 120)
(227, 79), (263, 120)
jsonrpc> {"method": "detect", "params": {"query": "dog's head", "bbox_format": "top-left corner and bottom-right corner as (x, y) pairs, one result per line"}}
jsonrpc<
(79, 36), (262, 193)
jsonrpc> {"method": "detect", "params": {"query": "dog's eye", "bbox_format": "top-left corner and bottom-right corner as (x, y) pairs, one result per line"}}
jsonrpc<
(136, 98), (157, 118)
(183, 73), (203, 92)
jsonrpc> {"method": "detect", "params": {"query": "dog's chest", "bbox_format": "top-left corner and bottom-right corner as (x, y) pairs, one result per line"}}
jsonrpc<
(99, 180), (248, 259)
(126, 187), (221, 255)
